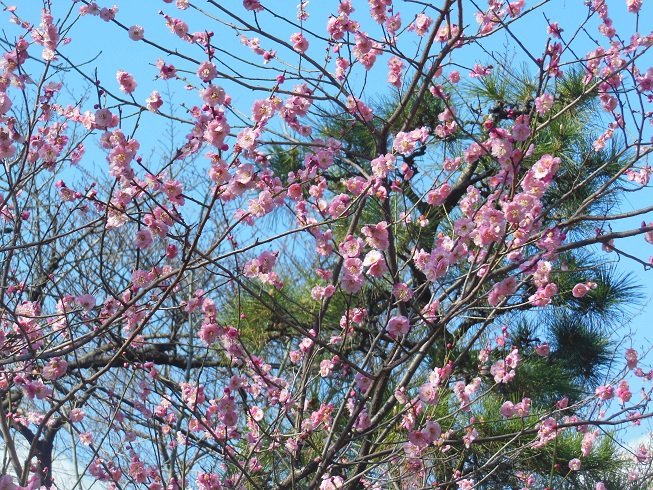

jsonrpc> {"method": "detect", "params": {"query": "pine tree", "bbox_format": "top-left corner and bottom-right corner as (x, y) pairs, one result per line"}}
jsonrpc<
(236, 66), (651, 488)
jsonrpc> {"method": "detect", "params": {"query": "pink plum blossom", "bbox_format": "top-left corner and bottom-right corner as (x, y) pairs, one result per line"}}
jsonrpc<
(116, 70), (137, 94)
(387, 315), (410, 338)
(146, 91), (163, 112)
(42, 358), (68, 380)
(133, 229), (153, 249)
(290, 32), (309, 53)
(197, 61), (218, 82)
(408, 13), (432, 36)
(128, 25), (144, 41)
(363, 250), (388, 277)
(572, 283), (590, 298)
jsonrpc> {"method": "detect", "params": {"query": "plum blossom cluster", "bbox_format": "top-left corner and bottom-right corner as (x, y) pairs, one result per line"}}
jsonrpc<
(242, 250), (282, 288)
(475, 0), (526, 34)
(30, 9), (60, 61)
(2, 1), (653, 489)
(78, 2), (119, 22)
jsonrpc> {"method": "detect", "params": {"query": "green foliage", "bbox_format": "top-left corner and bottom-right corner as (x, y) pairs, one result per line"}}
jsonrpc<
(506, 354), (585, 405)
(548, 314), (614, 386)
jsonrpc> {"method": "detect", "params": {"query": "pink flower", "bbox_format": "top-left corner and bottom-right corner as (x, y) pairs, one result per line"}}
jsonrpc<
(339, 235), (363, 258)
(311, 285), (335, 300)
(370, 154), (395, 178)
(79, 431), (94, 445)
(197, 61), (218, 82)
(99, 6), (117, 21)
(535, 343), (550, 356)
(131, 270), (151, 290)
(387, 56), (404, 88)
(243, 0), (263, 11)
(128, 25), (144, 41)
(488, 276), (517, 306)
(361, 221), (389, 250)
(162, 180), (185, 206)
(362, 250), (388, 277)
(249, 406), (264, 421)
(385, 12), (401, 35)
(392, 283), (413, 302)
(625, 348), (639, 369)
(505, 348), (521, 369)
(331, 56), (350, 80)
(463, 427), (478, 448)
(355, 372), (372, 392)
(423, 420), (441, 442)
(595, 384), (614, 401)
(393, 131), (417, 155)
(616, 380), (632, 403)
(200, 85), (226, 106)
(469, 63), (492, 78)
(181, 383), (206, 410)
(408, 13), (432, 36)
(490, 360), (515, 384)
(0, 93), (12, 116)
(535, 93), (554, 115)
(547, 22), (563, 38)
(290, 32), (308, 53)
(116, 70), (137, 94)
(568, 458), (581, 471)
(42, 358), (68, 380)
(133, 229), (153, 249)
(426, 183), (451, 207)
(512, 122), (531, 141)
(94, 108), (114, 130)
(449, 70), (461, 83)
(320, 476), (344, 490)
(572, 283), (590, 298)
(237, 128), (258, 149)
(156, 59), (177, 79)
(627, 0), (642, 13)
(501, 401), (516, 418)
(204, 118), (231, 148)
(387, 315), (410, 338)
(408, 429), (429, 447)
(418, 382), (438, 404)
(69, 408), (85, 422)
(582, 430), (597, 457)
(454, 217), (475, 237)
(219, 411), (238, 427)
(76, 294), (96, 312)
(457, 479), (474, 490)
(346, 96), (374, 121)
(320, 359), (334, 377)
(532, 154), (561, 179)
(343, 257), (363, 277)
(289, 350), (303, 363)
(146, 91), (163, 112)
(0, 476), (16, 490)
(198, 322), (220, 344)
(514, 398), (531, 417)
(166, 17), (189, 38)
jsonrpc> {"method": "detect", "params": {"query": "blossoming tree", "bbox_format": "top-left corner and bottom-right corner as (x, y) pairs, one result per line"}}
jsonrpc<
(1, 0), (653, 489)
